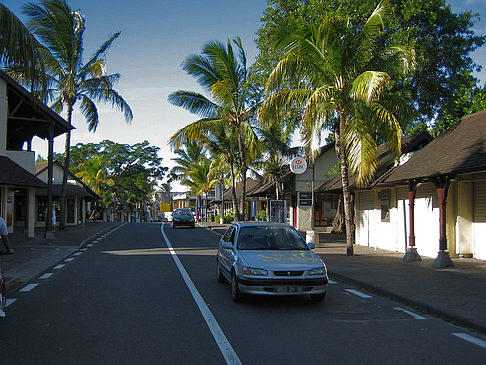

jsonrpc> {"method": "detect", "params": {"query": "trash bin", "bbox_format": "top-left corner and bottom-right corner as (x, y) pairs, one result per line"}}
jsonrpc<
(306, 230), (319, 248)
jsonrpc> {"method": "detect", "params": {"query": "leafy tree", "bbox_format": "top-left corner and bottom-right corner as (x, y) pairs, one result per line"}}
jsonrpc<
(20, 0), (133, 229)
(168, 38), (260, 220)
(67, 140), (167, 210)
(260, 0), (415, 255)
(256, 0), (485, 131)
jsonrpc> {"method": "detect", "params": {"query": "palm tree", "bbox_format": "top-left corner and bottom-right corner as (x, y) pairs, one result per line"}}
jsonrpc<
(260, 0), (415, 255)
(253, 120), (301, 201)
(170, 120), (242, 220)
(168, 38), (259, 220)
(0, 4), (47, 92)
(22, 0), (133, 229)
(169, 141), (207, 183)
(75, 154), (114, 196)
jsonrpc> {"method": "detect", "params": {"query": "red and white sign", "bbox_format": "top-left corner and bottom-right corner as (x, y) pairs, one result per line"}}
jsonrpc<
(290, 156), (307, 174)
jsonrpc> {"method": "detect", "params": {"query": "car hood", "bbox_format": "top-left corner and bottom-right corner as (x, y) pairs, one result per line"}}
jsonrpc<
(238, 250), (324, 270)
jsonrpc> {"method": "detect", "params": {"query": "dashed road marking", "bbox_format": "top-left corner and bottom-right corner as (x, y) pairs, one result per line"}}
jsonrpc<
(64, 258), (74, 262)
(345, 289), (372, 299)
(80, 248), (88, 251)
(20, 283), (38, 292)
(53, 264), (65, 270)
(328, 279), (337, 284)
(161, 223), (242, 365)
(39, 273), (54, 279)
(73, 252), (82, 256)
(6, 298), (16, 307)
(394, 306), (427, 320)
(453, 333), (486, 349)
(87, 244), (94, 247)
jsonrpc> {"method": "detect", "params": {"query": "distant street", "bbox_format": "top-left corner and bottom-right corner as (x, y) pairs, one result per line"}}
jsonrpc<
(1, 223), (485, 364)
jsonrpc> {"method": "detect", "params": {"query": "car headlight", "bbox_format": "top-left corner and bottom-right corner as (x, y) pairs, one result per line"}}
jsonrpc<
(308, 266), (327, 276)
(242, 267), (268, 276)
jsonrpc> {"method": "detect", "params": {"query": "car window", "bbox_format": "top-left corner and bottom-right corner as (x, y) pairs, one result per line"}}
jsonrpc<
(237, 226), (308, 250)
(223, 226), (235, 243)
(174, 209), (191, 215)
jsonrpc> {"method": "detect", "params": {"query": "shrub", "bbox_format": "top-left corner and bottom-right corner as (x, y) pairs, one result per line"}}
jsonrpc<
(256, 210), (267, 221)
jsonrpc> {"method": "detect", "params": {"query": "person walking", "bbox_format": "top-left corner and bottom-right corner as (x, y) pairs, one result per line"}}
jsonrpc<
(0, 216), (13, 318)
(0, 217), (14, 255)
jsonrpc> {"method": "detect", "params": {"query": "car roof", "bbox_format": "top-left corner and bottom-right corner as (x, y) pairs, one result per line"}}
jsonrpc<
(232, 221), (293, 228)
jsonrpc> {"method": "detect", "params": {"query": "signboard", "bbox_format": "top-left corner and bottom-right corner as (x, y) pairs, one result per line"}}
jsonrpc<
(290, 156), (307, 174)
(270, 200), (287, 223)
(299, 192), (312, 200)
(299, 200), (312, 206)
(159, 203), (171, 212)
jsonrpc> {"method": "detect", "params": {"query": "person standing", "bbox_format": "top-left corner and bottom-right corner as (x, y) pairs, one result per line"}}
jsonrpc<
(0, 216), (14, 255)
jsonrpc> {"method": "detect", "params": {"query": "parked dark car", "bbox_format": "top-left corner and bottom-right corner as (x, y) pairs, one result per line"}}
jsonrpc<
(216, 222), (328, 302)
(172, 208), (195, 228)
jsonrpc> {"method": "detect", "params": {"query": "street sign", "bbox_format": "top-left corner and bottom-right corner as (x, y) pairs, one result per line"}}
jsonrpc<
(290, 156), (307, 174)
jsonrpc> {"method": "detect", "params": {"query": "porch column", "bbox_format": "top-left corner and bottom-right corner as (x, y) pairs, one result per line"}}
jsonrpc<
(45, 121), (55, 238)
(403, 180), (421, 261)
(81, 198), (86, 226)
(27, 187), (35, 238)
(432, 176), (454, 268)
(74, 196), (79, 225)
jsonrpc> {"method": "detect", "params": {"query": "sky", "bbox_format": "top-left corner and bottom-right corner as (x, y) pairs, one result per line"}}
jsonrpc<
(2, 0), (486, 191)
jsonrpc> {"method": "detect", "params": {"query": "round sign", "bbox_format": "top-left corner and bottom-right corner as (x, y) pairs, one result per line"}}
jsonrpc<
(290, 156), (307, 174)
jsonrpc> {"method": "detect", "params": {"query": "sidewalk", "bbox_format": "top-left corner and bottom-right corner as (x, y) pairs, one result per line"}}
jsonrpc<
(2, 221), (121, 291)
(199, 221), (486, 335)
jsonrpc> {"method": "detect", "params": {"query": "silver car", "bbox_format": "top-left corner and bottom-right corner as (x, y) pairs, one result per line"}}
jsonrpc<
(216, 222), (328, 302)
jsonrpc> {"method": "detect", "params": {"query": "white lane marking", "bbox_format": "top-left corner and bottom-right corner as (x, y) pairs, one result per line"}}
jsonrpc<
(39, 273), (54, 279)
(394, 306), (427, 320)
(346, 289), (372, 299)
(92, 240), (99, 243)
(87, 244), (94, 247)
(160, 224), (242, 365)
(64, 258), (74, 262)
(73, 252), (82, 256)
(328, 279), (337, 284)
(20, 283), (38, 292)
(453, 333), (486, 349)
(53, 264), (65, 270)
(6, 298), (17, 307)
(80, 248), (88, 251)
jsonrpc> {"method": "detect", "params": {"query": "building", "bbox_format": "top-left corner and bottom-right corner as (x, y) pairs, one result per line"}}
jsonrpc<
(0, 70), (72, 237)
(35, 161), (100, 227)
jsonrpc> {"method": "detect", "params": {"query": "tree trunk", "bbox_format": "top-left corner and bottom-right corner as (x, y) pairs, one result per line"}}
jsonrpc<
(331, 194), (344, 233)
(229, 161), (239, 221)
(59, 103), (73, 231)
(237, 126), (247, 221)
(335, 115), (355, 255)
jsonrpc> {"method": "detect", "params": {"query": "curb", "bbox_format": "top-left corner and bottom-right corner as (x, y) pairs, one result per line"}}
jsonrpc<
(327, 270), (486, 335)
(78, 223), (124, 249)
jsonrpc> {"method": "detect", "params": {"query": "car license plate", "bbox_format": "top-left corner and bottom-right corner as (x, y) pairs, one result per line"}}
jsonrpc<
(274, 285), (303, 293)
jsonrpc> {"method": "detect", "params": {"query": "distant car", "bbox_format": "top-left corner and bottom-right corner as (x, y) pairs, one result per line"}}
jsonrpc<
(172, 208), (195, 229)
(216, 222), (328, 302)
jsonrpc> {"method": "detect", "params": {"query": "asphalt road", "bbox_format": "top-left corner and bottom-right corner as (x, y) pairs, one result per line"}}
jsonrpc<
(1, 223), (485, 364)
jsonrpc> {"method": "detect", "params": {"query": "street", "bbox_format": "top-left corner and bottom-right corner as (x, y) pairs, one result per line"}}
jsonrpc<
(1, 223), (485, 364)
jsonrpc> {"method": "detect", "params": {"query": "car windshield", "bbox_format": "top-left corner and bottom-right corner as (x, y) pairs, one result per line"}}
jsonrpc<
(174, 209), (191, 215)
(237, 226), (308, 250)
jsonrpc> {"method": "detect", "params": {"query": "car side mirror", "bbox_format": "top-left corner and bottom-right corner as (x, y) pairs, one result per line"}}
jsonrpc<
(221, 241), (233, 249)
(307, 242), (316, 250)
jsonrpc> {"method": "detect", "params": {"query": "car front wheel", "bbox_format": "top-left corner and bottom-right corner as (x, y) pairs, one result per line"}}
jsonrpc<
(231, 272), (243, 302)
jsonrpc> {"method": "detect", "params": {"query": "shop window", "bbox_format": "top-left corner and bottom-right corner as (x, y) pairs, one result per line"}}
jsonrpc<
(378, 190), (391, 222)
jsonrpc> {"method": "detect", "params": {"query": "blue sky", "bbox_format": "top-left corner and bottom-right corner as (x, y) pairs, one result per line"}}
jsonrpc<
(2, 0), (485, 190)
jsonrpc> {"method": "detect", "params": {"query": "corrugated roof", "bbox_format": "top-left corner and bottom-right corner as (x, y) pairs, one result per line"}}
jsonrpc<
(316, 131), (433, 192)
(384, 110), (486, 183)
